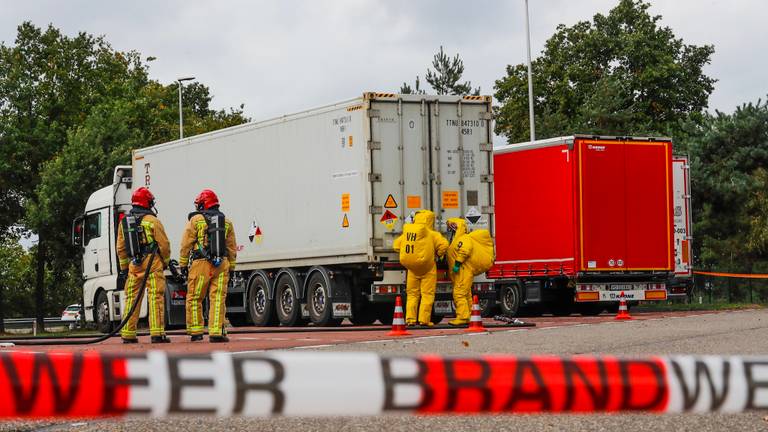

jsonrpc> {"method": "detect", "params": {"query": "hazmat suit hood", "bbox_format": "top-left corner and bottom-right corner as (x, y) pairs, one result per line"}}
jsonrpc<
(447, 218), (468, 239)
(414, 210), (436, 230)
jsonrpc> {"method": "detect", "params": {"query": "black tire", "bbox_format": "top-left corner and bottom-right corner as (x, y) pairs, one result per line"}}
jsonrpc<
(248, 274), (278, 326)
(228, 314), (250, 326)
(350, 302), (377, 326)
(579, 303), (604, 316)
(307, 272), (342, 326)
(550, 301), (574, 317)
(479, 298), (498, 318)
(274, 273), (306, 327)
(500, 284), (522, 317)
(374, 303), (394, 325)
(95, 290), (113, 334)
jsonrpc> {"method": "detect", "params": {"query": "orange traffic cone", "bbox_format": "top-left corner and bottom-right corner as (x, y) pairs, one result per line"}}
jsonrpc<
(465, 295), (487, 333)
(615, 291), (632, 320)
(387, 296), (411, 336)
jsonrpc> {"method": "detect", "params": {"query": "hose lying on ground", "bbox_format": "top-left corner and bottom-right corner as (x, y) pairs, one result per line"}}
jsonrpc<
(4, 245), (158, 346)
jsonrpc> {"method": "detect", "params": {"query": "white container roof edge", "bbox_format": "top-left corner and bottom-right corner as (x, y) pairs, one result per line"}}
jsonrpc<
(135, 92), (493, 157)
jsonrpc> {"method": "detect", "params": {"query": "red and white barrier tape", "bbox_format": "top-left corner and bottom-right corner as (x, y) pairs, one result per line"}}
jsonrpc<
(0, 351), (767, 418)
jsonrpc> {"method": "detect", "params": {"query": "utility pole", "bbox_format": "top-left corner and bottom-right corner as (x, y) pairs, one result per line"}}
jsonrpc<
(177, 77), (196, 139)
(524, 0), (536, 142)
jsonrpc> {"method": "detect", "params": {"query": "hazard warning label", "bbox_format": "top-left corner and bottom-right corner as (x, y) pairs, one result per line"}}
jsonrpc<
(341, 193), (350, 212)
(407, 195), (421, 209)
(384, 194), (398, 209)
(442, 191), (459, 209)
(465, 206), (481, 224)
(380, 210), (397, 230)
(249, 220), (263, 244)
(342, 214), (350, 228)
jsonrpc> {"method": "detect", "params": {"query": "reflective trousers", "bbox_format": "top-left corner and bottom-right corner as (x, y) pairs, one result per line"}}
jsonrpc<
(450, 266), (474, 323)
(121, 255), (166, 339)
(405, 267), (436, 325)
(186, 258), (230, 337)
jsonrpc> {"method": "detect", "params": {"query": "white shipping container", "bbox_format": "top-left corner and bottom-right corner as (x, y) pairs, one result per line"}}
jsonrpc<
(77, 92), (496, 330)
(133, 93), (495, 270)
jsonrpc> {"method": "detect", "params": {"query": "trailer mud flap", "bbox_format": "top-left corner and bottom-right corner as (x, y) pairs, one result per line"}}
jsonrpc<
(332, 303), (353, 318)
(434, 300), (455, 315)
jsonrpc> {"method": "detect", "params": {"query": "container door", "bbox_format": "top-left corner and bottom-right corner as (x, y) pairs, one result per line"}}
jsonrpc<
(369, 99), (431, 250)
(624, 141), (673, 271)
(672, 157), (693, 276)
(429, 99), (493, 233)
(577, 139), (627, 271)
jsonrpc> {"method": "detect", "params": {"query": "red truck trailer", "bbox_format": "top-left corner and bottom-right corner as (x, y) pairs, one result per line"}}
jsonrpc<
(489, 135), (672, 316)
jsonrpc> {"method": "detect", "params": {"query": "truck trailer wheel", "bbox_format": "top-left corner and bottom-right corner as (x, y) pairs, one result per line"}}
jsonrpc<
(374, 303), (394, 325)
(247, 274), (278, 326)
(95, 290), (113, 334)
(579, 303), (604, 316)
(550, 301), (574, 316)
(479, 298), (498, 318)
(349, 302), (377, 325)
(307, 272), (342, 327)
(500, 284), (522, 317)
(275, 273), (306, 326)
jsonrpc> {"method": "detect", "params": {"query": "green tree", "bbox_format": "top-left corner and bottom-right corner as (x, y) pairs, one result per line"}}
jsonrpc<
(0, 22), (249, 322)
(400, 75), (426, 95)
(0, 23), (150, 327)
(494, 0), (715, 142)
(0, 237), (35, 327)
(399, 46), (479, 96)
(687, 99), (768, 274)
(30, 81), (248, 312)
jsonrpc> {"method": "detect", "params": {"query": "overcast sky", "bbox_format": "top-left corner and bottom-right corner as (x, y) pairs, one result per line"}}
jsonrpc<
(2, 0), (766, 143)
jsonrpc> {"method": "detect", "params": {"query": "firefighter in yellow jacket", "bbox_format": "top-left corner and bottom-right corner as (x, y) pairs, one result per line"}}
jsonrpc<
(393, 210), (448, 326)
(446, 218), (495, 326)
(116, 187), (172, 344)
(179, 189), (237, 343)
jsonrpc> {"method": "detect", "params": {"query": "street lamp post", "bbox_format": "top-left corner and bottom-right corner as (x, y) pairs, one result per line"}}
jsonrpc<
(524, 0), (535, 143)
(177, 76), (195, 139)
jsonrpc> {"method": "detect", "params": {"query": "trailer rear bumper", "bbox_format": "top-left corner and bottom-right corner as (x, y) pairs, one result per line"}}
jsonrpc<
(575, 282), (667, 302)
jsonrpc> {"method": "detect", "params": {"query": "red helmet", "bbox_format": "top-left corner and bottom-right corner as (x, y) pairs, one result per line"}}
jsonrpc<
(194, 189), (219, 210)
(131, 187), (155, 208)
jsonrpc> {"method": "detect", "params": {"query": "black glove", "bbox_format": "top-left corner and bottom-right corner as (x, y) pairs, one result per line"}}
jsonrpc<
(181, 266), (189, 280)
(118, 268), (128, 278)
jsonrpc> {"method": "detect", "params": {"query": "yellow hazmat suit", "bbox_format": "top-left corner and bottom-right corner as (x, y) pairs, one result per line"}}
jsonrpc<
(393, 210), (448, 325)
(116, 213), (171, 340)
(179, 213), (237, 338)
(446, 218), (494, 325)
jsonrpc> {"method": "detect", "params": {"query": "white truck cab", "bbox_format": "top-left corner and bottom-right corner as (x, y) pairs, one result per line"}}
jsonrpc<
(73, 166), (151, 332)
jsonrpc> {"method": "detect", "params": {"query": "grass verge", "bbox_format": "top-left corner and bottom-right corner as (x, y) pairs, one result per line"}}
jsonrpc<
(635, 302), (765, 312)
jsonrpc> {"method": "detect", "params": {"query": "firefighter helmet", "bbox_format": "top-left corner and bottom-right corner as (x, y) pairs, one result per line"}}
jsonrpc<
(131, 187), (155, 209)
(194, 189), (220, 211)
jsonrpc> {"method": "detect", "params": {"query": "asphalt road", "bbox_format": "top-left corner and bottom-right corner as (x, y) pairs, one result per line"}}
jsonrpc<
(3, 309), (768, 431)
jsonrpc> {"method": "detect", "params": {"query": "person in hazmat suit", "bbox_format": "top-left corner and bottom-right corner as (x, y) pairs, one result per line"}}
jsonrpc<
(179, 189), (238, 343)
(393, 210), (448, 326)
(116, 187), (172, 344)
(446, 218), (495, 326)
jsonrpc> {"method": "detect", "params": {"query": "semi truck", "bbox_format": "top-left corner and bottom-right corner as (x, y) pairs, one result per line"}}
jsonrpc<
(73, 93), (495, 331)
(488, 136), (673, 316)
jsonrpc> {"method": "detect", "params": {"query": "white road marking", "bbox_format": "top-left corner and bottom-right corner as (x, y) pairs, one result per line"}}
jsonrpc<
(292, 344), (334, 350)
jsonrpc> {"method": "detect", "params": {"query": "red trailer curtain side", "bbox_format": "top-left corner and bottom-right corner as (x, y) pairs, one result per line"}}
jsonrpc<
(489, 136), (673, 279)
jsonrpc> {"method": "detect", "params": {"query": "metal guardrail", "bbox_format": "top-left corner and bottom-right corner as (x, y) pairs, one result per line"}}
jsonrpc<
(2, 318), (66, 329)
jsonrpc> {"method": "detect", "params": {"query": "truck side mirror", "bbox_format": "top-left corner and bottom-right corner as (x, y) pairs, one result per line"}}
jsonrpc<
(72, 216), (84, 246)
